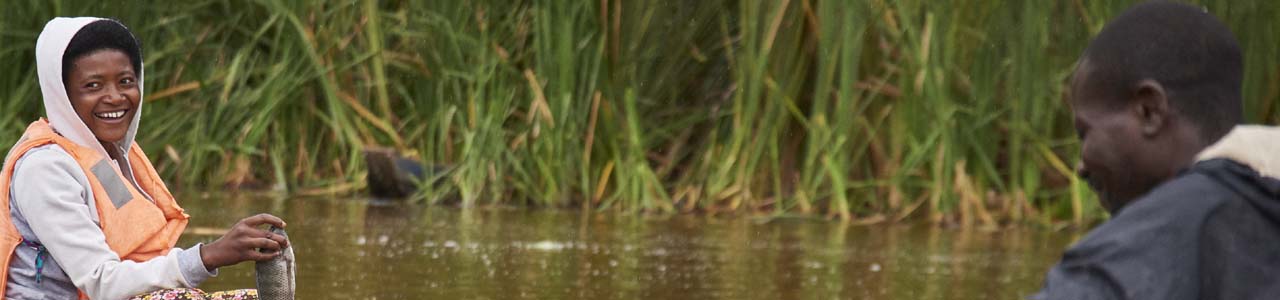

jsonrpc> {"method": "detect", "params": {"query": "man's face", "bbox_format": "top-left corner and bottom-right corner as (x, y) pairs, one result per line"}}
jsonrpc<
(65, 49), (140, 145)
(1068, 61), (1167, 213)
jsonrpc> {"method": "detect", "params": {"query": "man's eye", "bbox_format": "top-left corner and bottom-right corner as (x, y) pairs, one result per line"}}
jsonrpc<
(1073, 120), (1089, 139)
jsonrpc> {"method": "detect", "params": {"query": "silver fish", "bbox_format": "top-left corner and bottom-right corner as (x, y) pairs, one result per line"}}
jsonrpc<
(255, 226), (296, 300)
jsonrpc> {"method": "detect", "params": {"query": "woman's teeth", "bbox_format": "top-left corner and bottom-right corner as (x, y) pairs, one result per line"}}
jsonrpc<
(96, 110), (126, 119)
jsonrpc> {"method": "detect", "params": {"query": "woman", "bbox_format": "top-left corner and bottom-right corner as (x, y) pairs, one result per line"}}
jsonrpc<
(0, 18), (289, 299)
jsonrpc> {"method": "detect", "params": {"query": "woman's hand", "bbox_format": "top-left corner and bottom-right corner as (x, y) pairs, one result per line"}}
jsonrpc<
(200, 213), (290, 271)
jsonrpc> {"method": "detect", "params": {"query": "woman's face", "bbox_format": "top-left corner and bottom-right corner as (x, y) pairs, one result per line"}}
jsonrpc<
(65, 49), (139, 144)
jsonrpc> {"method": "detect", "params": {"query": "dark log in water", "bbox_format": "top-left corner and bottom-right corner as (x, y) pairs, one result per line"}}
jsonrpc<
(364, 147), (421, 199)
(364, 147), (453, 199)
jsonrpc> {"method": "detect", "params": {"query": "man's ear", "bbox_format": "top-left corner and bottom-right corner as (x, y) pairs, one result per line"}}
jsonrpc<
(1131, 79), (1170, 137)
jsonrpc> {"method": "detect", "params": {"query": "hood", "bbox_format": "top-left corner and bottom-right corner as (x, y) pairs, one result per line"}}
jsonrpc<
(1196, 125), (1280, 179)
(1194, 125), (1280, 220)
(35, 17), (144, 160)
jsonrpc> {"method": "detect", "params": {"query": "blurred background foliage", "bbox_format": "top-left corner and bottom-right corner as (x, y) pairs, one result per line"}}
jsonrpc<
(0, 0), (1276, 226)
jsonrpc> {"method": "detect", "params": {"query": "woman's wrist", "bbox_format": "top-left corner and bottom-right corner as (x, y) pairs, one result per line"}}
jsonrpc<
(199, 241), (224, 271)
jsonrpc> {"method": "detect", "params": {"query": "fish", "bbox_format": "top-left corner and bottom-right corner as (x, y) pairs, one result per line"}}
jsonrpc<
(255, 226), (296, 300)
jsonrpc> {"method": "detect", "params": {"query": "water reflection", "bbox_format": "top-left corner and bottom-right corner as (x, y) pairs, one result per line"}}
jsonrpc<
(178, 195), (1079, 299)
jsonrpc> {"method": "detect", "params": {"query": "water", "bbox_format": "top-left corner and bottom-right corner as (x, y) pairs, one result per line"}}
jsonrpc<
(179, 194), (1081, 299)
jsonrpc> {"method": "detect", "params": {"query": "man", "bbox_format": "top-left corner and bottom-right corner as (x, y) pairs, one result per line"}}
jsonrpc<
(1034, 1), (1280, 299)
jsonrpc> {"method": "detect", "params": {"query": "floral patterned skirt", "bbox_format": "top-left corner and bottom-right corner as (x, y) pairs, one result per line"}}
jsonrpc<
(128, 288), (257, 300)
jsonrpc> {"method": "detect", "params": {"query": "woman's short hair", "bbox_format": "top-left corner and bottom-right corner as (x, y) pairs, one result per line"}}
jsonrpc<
(61, 19), (142, 84)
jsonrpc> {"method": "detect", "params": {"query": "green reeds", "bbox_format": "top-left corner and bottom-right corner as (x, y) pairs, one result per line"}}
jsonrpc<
(1, 0), (1277, 225)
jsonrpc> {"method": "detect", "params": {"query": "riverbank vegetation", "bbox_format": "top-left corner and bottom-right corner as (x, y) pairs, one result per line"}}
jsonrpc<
(1, 1), (1276, 226)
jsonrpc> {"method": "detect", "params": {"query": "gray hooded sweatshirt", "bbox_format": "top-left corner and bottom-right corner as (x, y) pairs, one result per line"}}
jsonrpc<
(4, 17), (213, 299)
(1033, 125), (1280, 299)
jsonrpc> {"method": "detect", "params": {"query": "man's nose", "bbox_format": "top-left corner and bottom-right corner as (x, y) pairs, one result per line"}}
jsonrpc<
(1075, 161), (1090, 180)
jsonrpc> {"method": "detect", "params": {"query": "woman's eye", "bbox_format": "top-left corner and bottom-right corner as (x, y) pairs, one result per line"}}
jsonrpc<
(121, 78), (135, 85)
(85, 82), (101, 89)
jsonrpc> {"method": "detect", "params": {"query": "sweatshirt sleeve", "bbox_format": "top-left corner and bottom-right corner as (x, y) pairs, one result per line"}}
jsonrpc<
(11, 147), (214, 299)
(1032, 174), (1224, 300)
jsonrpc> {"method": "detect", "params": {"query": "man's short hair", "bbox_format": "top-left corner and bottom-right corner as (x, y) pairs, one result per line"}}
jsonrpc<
(62, 19), (142, 84)
(1082, 1), (1243, 140)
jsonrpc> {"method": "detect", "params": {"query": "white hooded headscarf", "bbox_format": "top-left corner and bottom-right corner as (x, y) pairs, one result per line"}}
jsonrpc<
(34, 17), (144, 163)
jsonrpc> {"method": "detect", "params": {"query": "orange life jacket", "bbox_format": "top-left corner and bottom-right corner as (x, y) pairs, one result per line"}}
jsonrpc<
(0, 119), (189, 298)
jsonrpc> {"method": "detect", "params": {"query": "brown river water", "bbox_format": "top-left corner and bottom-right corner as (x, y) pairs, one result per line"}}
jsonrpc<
(178, 194), (1081, 299)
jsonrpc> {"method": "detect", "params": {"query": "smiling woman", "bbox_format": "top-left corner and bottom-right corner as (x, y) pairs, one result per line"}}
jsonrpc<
(0, 18), (291, 299)
(65, 47), (140, 157)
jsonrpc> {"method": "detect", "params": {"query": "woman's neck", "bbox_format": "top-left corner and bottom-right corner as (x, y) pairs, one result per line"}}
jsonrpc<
(99, 140), (123, 161)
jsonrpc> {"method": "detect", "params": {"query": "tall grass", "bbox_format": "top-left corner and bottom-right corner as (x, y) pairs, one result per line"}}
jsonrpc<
(0, 0), (1276, 225)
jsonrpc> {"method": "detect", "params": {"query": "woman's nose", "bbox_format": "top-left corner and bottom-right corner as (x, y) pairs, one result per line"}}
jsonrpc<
(103, 87), (126, 104)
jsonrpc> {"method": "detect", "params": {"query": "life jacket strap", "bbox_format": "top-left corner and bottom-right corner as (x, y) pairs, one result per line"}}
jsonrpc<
(20, 240), (46, 284)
